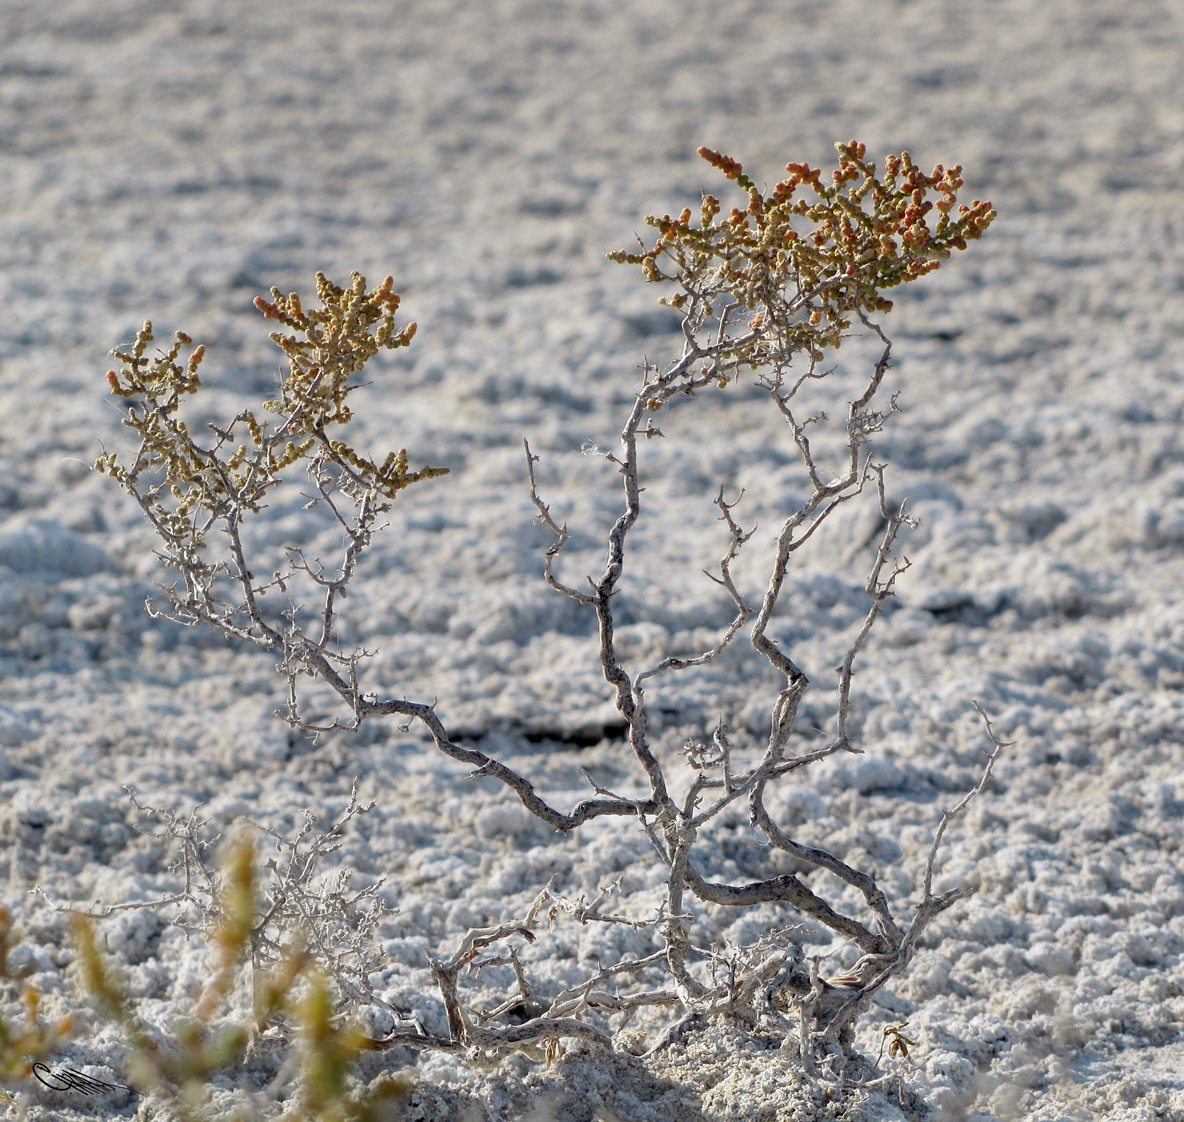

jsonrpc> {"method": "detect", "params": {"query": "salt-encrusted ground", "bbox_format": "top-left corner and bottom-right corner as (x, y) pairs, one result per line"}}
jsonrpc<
(2, 1), (1184, 1119)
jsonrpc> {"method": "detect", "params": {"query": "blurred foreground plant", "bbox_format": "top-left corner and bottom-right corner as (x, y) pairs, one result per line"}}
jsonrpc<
(0, 905), (76, 1095)
(95, 141), (999, 1087)
(69, 833), (413, 1122)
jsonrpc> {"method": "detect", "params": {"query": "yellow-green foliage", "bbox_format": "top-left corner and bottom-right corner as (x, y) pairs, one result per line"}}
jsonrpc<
(95, 270), (448, 570)
(70, 833), (390, 1122)
(0, 906), (75, 1085)
(291, 969), (377, 1122)
(70, 841), (253, 1113)
(609, 141), (996, 382)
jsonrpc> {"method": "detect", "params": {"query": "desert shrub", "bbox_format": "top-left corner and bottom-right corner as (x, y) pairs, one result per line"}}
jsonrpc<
(87, 141), (1000, 1096)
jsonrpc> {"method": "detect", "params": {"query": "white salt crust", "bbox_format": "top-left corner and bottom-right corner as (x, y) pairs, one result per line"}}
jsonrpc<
(1, 1), (1183, 1119)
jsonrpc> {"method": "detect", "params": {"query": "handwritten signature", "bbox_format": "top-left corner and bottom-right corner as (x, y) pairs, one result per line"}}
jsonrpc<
(32, 1063), (136, 1097)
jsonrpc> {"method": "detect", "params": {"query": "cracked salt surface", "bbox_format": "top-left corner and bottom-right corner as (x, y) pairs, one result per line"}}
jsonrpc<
(2, 0), (1184, 1118)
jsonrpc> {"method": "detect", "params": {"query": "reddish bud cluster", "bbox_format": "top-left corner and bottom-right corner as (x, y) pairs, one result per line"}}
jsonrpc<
(696, 146), (755, 191)
(609, 140), (995, 381)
